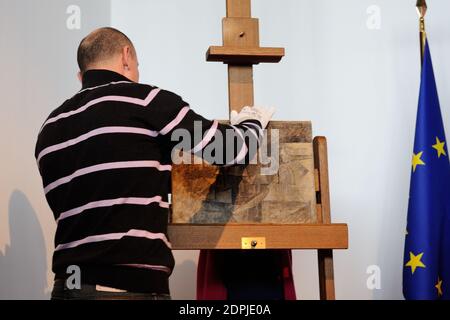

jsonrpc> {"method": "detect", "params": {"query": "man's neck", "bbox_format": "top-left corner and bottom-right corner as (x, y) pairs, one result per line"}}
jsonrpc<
(81, 69), (132, 89)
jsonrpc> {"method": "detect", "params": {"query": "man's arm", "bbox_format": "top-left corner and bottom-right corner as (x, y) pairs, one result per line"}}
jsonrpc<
(144, 89), (274, 166)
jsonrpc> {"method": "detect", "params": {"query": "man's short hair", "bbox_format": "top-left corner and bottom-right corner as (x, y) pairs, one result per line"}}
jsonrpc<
(77, 27), (134, 73)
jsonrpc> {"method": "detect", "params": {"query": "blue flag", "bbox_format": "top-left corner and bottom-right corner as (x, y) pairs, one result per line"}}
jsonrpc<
(403, 40), (450, 300)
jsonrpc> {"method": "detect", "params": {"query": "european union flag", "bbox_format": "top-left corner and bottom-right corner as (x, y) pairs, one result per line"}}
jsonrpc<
(403, 40), (450, 300)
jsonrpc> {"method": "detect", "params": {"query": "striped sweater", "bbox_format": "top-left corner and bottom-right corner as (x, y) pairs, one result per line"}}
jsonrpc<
(35, 69), (262, 294)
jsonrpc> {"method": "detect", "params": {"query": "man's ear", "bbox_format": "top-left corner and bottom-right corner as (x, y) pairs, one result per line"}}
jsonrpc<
(77, 71), (82, 83)
(121, 46), (131, 70)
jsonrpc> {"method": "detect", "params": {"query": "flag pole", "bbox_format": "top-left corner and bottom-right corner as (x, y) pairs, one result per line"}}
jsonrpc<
(416, 0), (427, 66)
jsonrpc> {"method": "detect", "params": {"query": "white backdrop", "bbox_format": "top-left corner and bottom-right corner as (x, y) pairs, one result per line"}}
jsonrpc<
(0, 0), (111, 299)
(1, 0), (449, 299)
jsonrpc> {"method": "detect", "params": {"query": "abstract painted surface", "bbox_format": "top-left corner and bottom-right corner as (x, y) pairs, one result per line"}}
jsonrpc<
(171, 121), (317, 224)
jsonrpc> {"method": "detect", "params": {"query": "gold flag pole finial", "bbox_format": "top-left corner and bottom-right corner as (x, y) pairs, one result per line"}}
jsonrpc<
(416, 0), (427, 65)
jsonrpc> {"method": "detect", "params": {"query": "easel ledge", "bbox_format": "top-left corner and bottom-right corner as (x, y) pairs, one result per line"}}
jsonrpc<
(168, 223), (348, 250)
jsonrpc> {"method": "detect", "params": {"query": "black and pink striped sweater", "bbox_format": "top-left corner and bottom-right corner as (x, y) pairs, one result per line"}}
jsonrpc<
(34, 69), (262, 294)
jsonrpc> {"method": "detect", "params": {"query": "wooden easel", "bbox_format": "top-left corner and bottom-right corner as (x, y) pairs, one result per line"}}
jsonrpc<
(168, 0), (348, 300)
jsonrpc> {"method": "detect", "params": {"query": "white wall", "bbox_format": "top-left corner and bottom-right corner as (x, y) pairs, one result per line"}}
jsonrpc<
(1, 0), (449, 300)
(111, 0), (450, 300)
(0, 0), (110, 299)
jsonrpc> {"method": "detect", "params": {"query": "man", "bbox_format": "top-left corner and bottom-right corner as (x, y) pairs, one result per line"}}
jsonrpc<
(35, 27), (273, 300)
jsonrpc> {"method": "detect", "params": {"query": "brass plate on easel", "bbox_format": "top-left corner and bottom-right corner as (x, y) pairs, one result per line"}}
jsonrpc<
(241, 237), (266, 249)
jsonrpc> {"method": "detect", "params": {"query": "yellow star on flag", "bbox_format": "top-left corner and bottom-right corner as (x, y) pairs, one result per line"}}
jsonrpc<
(412, 152), (426, 172)
(405, 251), (426, 274)
(432, 137), (447, 158)
(435, 278), (443, 297)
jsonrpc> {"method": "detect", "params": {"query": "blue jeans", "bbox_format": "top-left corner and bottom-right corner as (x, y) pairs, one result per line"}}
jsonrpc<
(51, 279), (171, 300)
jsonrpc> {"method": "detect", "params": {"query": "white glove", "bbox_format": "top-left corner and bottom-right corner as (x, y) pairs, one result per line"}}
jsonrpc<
(230, 106), (275, 129)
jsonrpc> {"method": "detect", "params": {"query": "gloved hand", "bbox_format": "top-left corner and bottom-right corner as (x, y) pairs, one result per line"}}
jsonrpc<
(230, 106), (275, 129)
